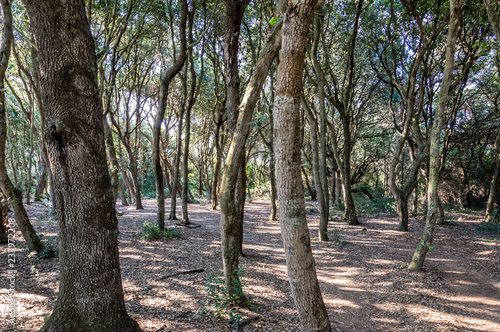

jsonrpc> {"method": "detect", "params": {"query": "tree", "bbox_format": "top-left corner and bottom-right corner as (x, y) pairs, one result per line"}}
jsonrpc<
(219, 0), (284, 303)
(409, 0), (464, 272)
(274, 0), (331, 330)
(23, 0), (142, 330)
(484, 0), (500, 221)
(153, 0), (187, 229)
(0, 0), (43, 254)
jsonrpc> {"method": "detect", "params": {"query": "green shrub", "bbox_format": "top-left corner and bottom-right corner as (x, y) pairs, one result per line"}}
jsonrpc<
(142, 222), (180, 241)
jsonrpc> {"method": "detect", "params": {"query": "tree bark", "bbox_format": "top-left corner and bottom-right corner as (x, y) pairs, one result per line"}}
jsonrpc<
(409, 0), (463, 272)
(274, 1), (331, 330)
(23, 0), (142, 330)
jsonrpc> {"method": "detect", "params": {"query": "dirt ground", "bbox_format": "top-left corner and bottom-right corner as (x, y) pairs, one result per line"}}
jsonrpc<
(1, 198), (499, 332)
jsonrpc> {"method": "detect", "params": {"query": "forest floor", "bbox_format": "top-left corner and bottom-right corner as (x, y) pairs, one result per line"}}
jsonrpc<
(1, 197), (500, 332)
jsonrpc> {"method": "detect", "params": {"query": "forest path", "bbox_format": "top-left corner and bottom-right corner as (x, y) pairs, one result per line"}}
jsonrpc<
(1, 198), (499, 332)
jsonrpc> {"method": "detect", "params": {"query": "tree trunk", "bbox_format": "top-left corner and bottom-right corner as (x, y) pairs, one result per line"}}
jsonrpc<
(219, 0), (282, 302)
(274, 1), (331, 330)
(103, 116), (119, 210)
(310, 14), (329, 240)
(301, 166), (317, 200)
(0, 0), (43, 254)
(409, 0), (463, 272)
(34, 142), (48, 201)
(153, 0), (187, 228)
(302, 98), (328, 240)
(396, 194), (409, 231)
(0, 198), (7, 244)
(23, 0), (142, 330)
(118, 181), (129, 207)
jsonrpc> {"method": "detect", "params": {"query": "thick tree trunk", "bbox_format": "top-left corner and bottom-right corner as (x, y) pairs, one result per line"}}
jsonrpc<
(409, 0), (463, 272)
(274, 1), (331, 330)
(153, 0), (187, 228)
(0, 0), (43, 254)
(23, 0), (142, 330)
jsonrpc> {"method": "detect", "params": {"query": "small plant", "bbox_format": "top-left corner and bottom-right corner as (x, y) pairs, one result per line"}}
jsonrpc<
(142, 222), (180, 241)
(204, 266), (251, 324)
(328, 228), (349, 247)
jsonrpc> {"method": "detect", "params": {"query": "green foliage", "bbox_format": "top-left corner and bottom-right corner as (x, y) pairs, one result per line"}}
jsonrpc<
(142, 222), (180, 241)
(353, 188), (396, 216)
(204, 266), (251, 324)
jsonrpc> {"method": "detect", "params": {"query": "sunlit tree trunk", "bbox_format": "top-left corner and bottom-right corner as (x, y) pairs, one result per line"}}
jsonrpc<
(409, 0), (463, 272)
(274, 1), (331, 330)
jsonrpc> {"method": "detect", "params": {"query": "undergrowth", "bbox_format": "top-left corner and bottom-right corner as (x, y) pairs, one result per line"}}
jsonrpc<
(203, 266), (252, 324)
(142, 222), (180, 241)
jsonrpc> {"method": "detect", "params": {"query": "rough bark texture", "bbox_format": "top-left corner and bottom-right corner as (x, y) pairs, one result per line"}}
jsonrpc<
(0, 0), (43, 254)
(23, 0), (142, 330)
(409, 0), (463, 272)
(153, 0), (187, 228)
(274, 1), (331, 331)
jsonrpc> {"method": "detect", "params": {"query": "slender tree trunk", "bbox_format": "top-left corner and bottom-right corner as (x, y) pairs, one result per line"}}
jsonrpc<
(268, 108), (278, 221)
(409, 0), (463, 272)
(0, 199), (7, 244)
(219, 0), (282, 301)
(153, 0), (187, 229)
(484, 0), (500, 221)
(310, 15), (329, 240)
(34, 142), (47, 201)
(302, 98), (328, 240)
(486, 131), (500, 220)
(118, 181), (129, 206)
(301, 166), (317, 200)
(24, 0), (143, 330)
(0, 0), (43, 254)
(274, 1), (331, 330)
(169, 105), (185, 221)
(103, 117), (119, 210)
(125, 145), (143, 209)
